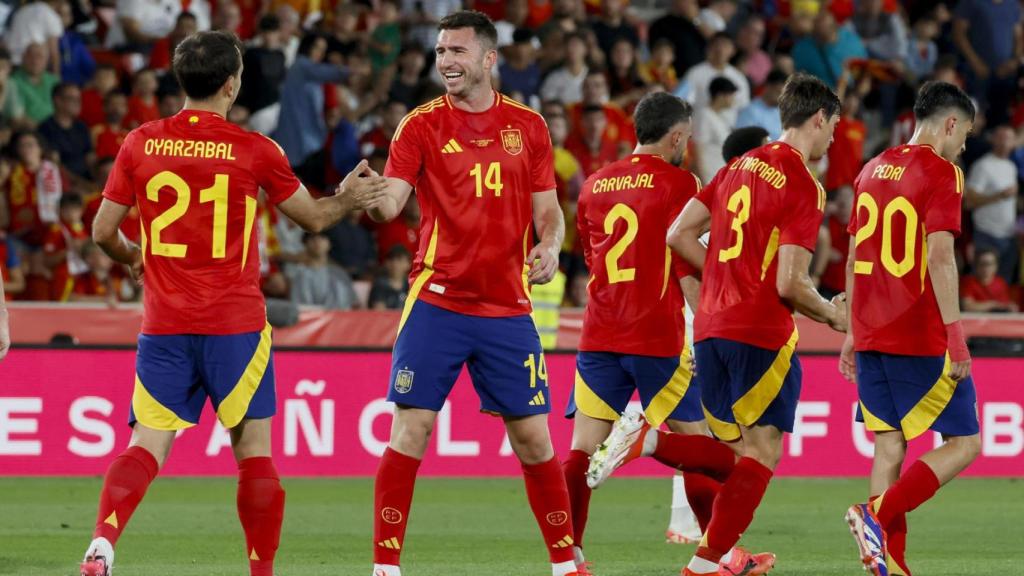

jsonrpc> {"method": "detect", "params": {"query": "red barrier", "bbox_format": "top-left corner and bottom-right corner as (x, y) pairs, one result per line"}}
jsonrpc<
(1, 349), (1022, 477)
(9, 303), (1024, 352)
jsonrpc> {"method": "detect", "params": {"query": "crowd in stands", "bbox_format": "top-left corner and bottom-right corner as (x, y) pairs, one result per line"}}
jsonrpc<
(0, 0), (1022, 314)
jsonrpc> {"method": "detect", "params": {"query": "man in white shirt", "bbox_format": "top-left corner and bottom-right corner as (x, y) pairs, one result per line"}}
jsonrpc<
(966, 125), (1020, 283)
(105, 0), (182, 50)
(693, 76), (738, 183)
(681, 32), (749, 113)
(4, 0), (62, 74)
(540, 31), (589, 105)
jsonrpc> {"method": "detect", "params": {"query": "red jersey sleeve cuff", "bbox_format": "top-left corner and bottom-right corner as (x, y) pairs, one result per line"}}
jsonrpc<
(101, 191), (134, 206)
(269, 182), (301, 206)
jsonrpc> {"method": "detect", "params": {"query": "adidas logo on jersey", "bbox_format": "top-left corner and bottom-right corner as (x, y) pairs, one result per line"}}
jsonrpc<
(528, 391), (546, 406)
(441, 139), (463, 154)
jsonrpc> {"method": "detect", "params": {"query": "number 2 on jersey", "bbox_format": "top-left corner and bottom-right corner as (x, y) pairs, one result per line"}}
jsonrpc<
(718, 185), (751, 262)
(853, 192), (919, 278)
(604, 203), (639, 284)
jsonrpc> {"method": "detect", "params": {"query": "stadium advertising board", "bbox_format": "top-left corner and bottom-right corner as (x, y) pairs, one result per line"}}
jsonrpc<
(1, 349), (1022, 477)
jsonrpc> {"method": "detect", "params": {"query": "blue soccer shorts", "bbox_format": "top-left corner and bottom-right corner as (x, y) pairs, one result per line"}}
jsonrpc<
(388, 300), (549, 416)
(130, 323), (276, 430)
(695, 330), (802, 442)
(565, 349), (703, 427)
(855, 352), (979, 440)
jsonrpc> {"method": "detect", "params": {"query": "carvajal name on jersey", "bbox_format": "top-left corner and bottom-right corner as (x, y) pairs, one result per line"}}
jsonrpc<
(870, 163), (906, 181)
(728, 156), (786, 189)
(143, 138), (237, 160)
(592, 173), (655, 194)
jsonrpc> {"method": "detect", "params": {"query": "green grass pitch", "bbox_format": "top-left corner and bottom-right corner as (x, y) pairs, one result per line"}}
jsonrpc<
(2, 477), (1021, 575)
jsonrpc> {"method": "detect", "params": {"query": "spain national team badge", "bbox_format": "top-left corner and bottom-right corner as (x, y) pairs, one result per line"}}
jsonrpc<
(394, 369), (414, 394)
(501, 128), (523, 155)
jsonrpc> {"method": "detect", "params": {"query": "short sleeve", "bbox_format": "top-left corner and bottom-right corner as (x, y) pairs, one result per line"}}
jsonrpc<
(529, 116), (557, 193)
(924, 162), (963, 236)
(694, 165), (721, 208)
(779, 170), (825, 251)
(383, 114), (424, 188)
(102, 131), (136, 206)
(254, 135), (301, 205)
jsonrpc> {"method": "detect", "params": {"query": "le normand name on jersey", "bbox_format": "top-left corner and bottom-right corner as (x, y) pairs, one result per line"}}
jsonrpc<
(143, 138), (237, 160)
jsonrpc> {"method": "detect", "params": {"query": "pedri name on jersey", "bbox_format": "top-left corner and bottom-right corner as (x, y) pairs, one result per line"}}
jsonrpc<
(143, 138), (237, 161)
(728, 155), (786, 189)
(869, 163), (906, 181)
(591, 172), (655, 194)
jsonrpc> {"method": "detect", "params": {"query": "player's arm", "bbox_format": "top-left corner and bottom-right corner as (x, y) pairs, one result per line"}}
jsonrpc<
(93, 199), (143, 286)
(278, 159), (388, 232)
(366, 178), (414, 223)
(927, 230), (971, 381)
(527, 189), (564, 285)
(839, 235), (857, 382)
(666, 198), (711, 271)
(776, 245), (846, 331)
(680, 276), (700, 312)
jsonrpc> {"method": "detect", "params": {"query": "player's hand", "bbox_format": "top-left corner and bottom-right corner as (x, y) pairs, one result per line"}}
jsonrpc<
(526, 241), (559, 285)
(828, 293), (848, 333)
(945, 320), (971, 382)
(0, 308), (9, 362)
(339, 159), (388, 211)
(128, 250), (144, 286)
(839, 333), (856, 384)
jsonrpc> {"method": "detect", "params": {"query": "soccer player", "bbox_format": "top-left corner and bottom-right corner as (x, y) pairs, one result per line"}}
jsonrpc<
(667, 73), (847, 576)
(78, 31), (387, 576)
(362, 11), (574, 576)
(841, 81), (980, 576)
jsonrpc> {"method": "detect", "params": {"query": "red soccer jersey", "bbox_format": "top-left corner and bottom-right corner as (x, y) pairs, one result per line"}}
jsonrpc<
(103, 109), (300, 334)
(820, 215), (851, 293)
(384, 93), (556, 317)
(43, 221), (90, 301)
(565, 135), (620, 178)
(848, 144), (963, 356)
(825, 116), (865, 191)
(960, 275), (1013, 307)
(577, 154), (700, 357)
(695, 142), (826, 349)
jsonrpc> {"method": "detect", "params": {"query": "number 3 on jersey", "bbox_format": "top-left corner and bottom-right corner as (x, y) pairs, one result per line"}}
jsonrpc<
(718, 185), (751, 262)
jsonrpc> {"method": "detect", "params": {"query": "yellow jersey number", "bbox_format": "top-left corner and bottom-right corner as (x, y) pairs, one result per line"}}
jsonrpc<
(524, 352), (548, 388)
(144, 171), (258, 267)
(718, 185), (751, 262)
(470, 162), (503, 197)
(603, 203), (639, 284)
(853, 193), (919, 278)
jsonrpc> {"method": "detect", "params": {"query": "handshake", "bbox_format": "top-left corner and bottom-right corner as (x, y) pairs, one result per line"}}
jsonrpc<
(334, 159), (392, 213)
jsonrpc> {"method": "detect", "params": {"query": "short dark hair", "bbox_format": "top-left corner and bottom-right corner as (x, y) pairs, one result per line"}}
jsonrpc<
(297, 32), (326, 57)
(722, 126), (769, 162)
(778, 73), (840, 129)
(172, 31), (243, 100)
(438, 10), (498, 50)
(386, 244), (411, 261)
(709, 31), (733, 46)
(258, 13), (281, 32)
(177, 11), (197, 24)
(709, 76), (739, 99)
(51, 82), (78, 101)
(765, 69), (788, 86)
(512, 27), (534, 45)
(59, 193), (84, 209)
(582, 103), (605, 115)
(634, 92), (693, 145)
(913, 81), (975, 123)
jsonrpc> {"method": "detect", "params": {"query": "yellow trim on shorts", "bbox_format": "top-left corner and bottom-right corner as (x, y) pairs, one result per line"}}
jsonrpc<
(732, 327), (799, 426)
(900, 354), (957, 441)
(573, 370), (620, 421)
(397, 219), (440, 336)
(645, 315), (692, 426)
(132, 374), (196, 431)
(216, 322), (273, 429)
(702, 403), (741, 442)
(859, 400), (897, 432)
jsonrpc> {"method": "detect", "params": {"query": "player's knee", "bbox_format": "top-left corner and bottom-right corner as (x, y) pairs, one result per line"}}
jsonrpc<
(512, 438), (555, 465)
(951, 434), (982, 464)
(390, 413), (435, 458)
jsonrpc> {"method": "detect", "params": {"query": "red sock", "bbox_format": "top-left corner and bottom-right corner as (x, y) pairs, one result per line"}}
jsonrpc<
(93, 446), (159, 546)
(700, 457), (773, 561)
(652, 431), (735, 482)
(682, 472), (720, 533)
(522, 456), (576, 564)
(870, 494), (909, 574)
(875, 461), (940, 527)
(237, 457), (286, 576)
(373, 447), (421, 565)
(563, 449), (592, 549)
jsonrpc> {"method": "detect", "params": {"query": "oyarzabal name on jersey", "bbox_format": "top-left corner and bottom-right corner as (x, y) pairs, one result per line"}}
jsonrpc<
(143, 138), (237, 160)
(592, 173), (655, 194)
(729, 156), (786, 189)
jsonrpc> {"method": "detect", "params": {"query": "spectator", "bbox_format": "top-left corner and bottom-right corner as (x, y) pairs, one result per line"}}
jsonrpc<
(851, 0), (907, 63)
(591, 0), (639, 57)
(237, 13), (288, 135)
(324, 210), (377, 279)
(961, 249), (1019, 312)
(693, 76), (738, 183)
(819, 185), (854, 298)
(499, 29), (542, 108)
(359, 100), (407, 157)
(158, 89), (183, 119)
(388, 44), (430, 110)
(640, 38), (678, 92)
(953, 0), (1023, 125)
(105, 0), (182, 51)
(494, 0), (529, 48)
(401, 0), (463, 52)
(92, 92), (128, 159)
(735, 68), (785, 141)
(368, 244), (412, 310)
(325, 3), (365, 65)
(540, 31), (589, 105)
(904, 15), (939, 82)
(56, 0), (95, 86)
(537, 0), (586, 43)
(369, 190), (420, 264)
(212, 0), (242, 34)
(37, 82), (92, 180)
(3, 0), (63, 76)
(696, 0), (737, 37)
(966, 125), (1020, 283)
(273, 32), (348, 168)
(42, 192), (89, 301)
(287, 231), (358, 310)
(149, 11), (199, 72)
(79, 64), (118, 127)
(565, 103), (619, 177)
(125, 69), (160, 128)
(369, 0), (402, 73)
(607, 38), (645, 111)
(792, 11), (867, 88)
(825, 91), (866, 194)
(71, 240), (135, 304)
(735, 16), (772, 88)
(0, 228), (27, 299)
(12, 43), (60, 125)
(0, 48), (25, 123)
(546, 110), (585, 262)
(567, 70), (635, 152)
(648, 0), (706, 78)
(680, 33), (749, 113)
(2, 131), (61, 247)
